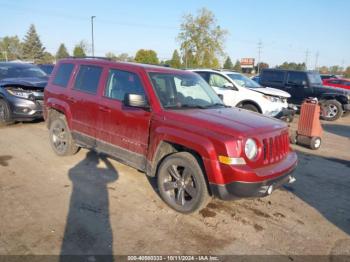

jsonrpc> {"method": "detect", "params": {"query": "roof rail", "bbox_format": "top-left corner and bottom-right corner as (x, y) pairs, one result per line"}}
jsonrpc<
(67, 56), (113, 61)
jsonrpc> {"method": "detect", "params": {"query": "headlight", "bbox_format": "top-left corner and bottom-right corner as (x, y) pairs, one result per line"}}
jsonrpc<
(263, 95), (280, 103)
(245, 138), (258, 160)
(6, 89), (31, 99)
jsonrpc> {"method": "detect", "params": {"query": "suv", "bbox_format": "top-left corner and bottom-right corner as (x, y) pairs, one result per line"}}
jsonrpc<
(44, 58), (297, 213)
(260, 69), (350, 121)
(0, 62), (48, 126)
(190, 69), (294, 121)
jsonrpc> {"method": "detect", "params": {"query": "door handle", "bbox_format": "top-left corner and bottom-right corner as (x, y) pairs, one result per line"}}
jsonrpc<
(99, 106), (111, 113)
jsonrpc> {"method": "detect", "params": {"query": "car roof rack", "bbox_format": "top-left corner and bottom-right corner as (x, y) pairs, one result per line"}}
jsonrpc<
(67, 56), (113, 61)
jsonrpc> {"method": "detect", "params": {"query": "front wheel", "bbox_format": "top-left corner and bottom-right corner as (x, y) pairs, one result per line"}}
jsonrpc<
(320, 100), (343, 121)
(0, 99), (13, 127)
(157, 152), (210, 214)
(241, 103), (259, 113)
(49, 115), (79, 156)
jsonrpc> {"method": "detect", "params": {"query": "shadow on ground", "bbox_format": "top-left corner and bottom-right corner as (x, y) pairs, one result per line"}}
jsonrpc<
(322, 123), (350, 139)
(60, 151), (118, 261)
(285, 150), (350, 235)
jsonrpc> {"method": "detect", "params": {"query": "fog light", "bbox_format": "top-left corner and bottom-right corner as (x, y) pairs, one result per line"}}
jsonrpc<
(22, 108), (30, 113)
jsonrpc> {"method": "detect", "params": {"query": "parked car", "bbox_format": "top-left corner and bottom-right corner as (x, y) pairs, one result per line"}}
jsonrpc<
(44, 58), (297, 213)
(37, 64), (55, 75)
(320, 74), (338, 80)
(0, 62), (48, 126)
(259, 69), (350, 121)
(323, 78), (350, 91)
(190, 69), (294, 121)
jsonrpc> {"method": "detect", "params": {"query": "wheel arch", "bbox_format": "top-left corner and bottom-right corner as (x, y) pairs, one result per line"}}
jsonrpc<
(236, 99), (262, 113)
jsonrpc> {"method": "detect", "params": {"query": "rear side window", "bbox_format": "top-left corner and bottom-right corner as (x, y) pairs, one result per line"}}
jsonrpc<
(52, 63), (74, 87)
(74, 65), (102, 94)
(287, 72), (307, 85)
(262, 71), (285, 83)
(104, 69), (145, 101)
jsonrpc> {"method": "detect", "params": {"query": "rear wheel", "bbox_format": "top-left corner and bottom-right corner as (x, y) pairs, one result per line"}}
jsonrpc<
(241, 103), (259, 113)
(310, 137), (321, 150)
(49, 115), (79, 156)
(157, 152), (210, 214)
(0, 99), (13, 127)
(320, 100), (343, 121)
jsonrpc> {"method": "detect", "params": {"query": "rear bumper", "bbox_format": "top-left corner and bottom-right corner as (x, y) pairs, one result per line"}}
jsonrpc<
(210, 162), (297, 200)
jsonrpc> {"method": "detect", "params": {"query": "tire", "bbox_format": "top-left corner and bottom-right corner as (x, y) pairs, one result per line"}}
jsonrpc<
(310, 137), (321, 150)
(157, 152), (211, 214)
(241, 103), (259, 113)
(320, 100), (343, 121)
(49, 115), (79, 156)
(0, 99), (13, 127)
(290, 132), (297, 144)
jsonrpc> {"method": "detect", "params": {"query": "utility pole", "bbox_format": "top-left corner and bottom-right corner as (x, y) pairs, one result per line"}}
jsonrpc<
(257, 40), (262, 75)
(305, 49), (309, 70)
(91, 16), (96, 57)
(314, 51), (319, 71)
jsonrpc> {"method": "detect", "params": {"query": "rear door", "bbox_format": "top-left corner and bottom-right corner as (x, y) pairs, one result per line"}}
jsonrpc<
(96, 68), (151, 170)
(68, 64), (103, 142)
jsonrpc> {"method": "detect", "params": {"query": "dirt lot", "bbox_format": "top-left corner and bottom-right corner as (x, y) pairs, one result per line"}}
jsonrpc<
(0, 116), (349, 257)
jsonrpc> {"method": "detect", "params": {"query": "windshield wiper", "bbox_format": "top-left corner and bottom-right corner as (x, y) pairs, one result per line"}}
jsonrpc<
(204, 103), (230, 108)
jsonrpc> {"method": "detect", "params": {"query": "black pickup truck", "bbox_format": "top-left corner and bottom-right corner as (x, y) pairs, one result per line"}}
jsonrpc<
(259, 69), (350, 121)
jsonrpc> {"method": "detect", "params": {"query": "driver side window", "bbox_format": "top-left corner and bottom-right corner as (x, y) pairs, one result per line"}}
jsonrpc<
(209, 73), (230, 88)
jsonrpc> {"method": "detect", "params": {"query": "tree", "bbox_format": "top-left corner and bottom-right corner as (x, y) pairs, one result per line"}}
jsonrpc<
(39, 52), (55, 64)
(135, 49), (159, 64)
(318, 66), (329, 74)
(177, 8), (228, 68)
(344, 66), (350, 78)
(169, 50), (181, 68)
(106, 52), (134, 62)
(276, 62), (306, 71)
(233, 60), (242, 72)
(56, 43), (69, 59)
(329, 65), (343, 74)
(223, 56), (234, 70)
(73, 41), (88, 58)
(0, 36), (23, 61)
(22, 24), (45, 62)
(256, 62), (269, 72)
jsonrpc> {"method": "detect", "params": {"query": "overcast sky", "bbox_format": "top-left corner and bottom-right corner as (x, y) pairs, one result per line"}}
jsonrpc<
(0, 0), (349, 68)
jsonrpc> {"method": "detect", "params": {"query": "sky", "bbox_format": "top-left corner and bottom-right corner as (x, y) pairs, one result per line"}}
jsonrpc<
(0, 0), (349, 68)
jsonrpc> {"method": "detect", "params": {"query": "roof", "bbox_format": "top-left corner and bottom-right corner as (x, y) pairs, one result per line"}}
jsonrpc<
(0, 62), (39, 68)
(58, 58), (191, 74)
(188, 68), (239, 74)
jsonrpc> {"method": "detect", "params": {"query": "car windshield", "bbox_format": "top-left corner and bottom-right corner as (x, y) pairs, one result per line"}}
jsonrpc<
(227, 73), (261, 88)
(308, 72), (323, 85)
(0, 64), (47, 80)
(149, 72), (225, 109)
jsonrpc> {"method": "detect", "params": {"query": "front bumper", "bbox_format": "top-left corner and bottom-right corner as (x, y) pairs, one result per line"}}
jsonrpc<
(343, 103), (350, 112)
(210, 164), (297, 200)
(6, 95), (43, 121)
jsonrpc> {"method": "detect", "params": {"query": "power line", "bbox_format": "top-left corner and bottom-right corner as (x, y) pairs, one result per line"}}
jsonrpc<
(314, 51), (319, 70)
(257, 40), (262, 74)
(305, 49), (309, 70)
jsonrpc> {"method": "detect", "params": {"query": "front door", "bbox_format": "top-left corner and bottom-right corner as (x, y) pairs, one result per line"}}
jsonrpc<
(96, 68), (151, 170)
(285, 71), (308, 105)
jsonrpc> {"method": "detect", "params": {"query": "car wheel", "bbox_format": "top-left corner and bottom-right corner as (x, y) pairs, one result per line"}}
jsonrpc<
(49, 115), (79, 156)
(310, 137), (321, 150)
(241, 104), (259, 113)
(320, 100), (343, 121)
(157, 152), (211, 214)
(0, 99), (13, 127)
(289, 132), (297, 144)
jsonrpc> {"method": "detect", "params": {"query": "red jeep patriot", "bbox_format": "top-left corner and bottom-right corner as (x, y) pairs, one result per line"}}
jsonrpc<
(44, 58), (297, 213)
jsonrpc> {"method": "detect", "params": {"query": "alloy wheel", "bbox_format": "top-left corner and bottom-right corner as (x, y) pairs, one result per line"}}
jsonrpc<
(51, 121), (68, 154)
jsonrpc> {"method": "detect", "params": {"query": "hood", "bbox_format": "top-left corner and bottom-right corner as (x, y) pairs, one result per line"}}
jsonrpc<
(250, 87), (291, 98)
(165, 107), (287, 137)
(314, 84), (350, 95)
(0, 77), (48, 89)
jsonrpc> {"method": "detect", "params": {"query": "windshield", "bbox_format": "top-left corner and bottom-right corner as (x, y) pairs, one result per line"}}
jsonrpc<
(0, 64), (47, 80)
(227, 73), (261, 88)
(149, 72), (224, 109)
(308, 72), (323, 85)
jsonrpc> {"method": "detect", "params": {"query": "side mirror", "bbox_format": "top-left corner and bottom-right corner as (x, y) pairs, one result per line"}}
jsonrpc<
(124, 93), (149, 108)
(223, 83), (234, 89)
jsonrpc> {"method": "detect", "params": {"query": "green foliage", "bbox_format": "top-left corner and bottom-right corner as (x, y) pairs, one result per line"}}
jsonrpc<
(0, 36), (23, 61)
(276, 62), (306, 71)
(344, 66), (350, 78)
(233, 60), (242, 72)
(22, 24), (45, 62)
(177, 8), (227, 68)
(106, 52), (134, 62)
(56, 43), (69, 59)
(73, 41), (88, 58)
(223, 56), (234, 70)
(329, 65), (343, 74)
(169, 50), (181, 68)
(40, 52), (55, 64)
(135, 49), (159, 64)
(256, 62), (269, 72)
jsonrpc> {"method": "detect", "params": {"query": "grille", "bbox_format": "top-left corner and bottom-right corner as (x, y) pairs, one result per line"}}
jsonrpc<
(262, 132), (290, 165)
